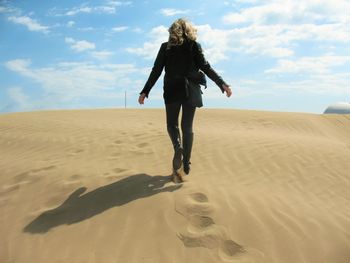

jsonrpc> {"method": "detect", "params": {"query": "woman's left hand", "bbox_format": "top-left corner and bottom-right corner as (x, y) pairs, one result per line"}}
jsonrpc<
(222, 84), (232, 97)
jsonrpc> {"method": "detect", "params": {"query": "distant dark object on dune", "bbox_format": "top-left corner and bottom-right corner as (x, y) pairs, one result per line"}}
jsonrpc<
(324, 102), (350, 114)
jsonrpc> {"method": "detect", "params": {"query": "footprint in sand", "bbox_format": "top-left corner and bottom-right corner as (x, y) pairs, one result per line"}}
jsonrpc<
(3, 165), (58, 193)
(129, 142), (152, 155)
(114, 140), (123, 145)
(190, 192), (209, 203)
(188, 214), (215, 228)
(137, 142), (149, 148)
(176, 192), (245, 259)
(65, 174), (83, 184)
(221, 240), (246, 257)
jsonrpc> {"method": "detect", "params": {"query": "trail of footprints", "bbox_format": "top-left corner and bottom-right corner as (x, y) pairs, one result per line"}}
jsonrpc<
(175, 192), (245, 260)
(108, 137), (151, 160)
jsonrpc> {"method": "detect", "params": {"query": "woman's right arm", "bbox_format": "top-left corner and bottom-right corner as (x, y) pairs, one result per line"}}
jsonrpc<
(139, 43), (167, 98)
(193, 42), (228, 94)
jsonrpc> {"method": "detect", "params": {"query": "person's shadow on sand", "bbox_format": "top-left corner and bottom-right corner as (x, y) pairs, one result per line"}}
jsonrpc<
(23, 174), (182, 234)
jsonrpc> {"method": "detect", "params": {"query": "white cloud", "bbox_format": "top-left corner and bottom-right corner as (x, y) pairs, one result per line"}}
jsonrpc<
(63, 1), (132, 16)
(107, 1), (132, 7)
(222, 0), (350, 25)
(196, 24), (232, 63)
(0, 4), (16, 13)
(0, 6), (9, 13)
(67, 20), (75, 27)
(64, 37), (74, 43)
(5, 59), (32, 75)
(160, 8), (189, 17)
(216, 23), (350, 58)
(265, 55), (350, 74)
(95, 6), (116, 14)
(112, 26), (128, 32)
(126, 26), (168, 59)
(65, 37), (96, 52)
(90, 51), (114, 60)
(129, 18), (350, 66)
(233, 25), (295, 57)
(127, 24), (233, 63)
(5, 59), (144, 105)
(266, 73), (350, 95)
(8, 16), (50, 33)
(196, 25), (231, 64)
(219, 0), (350, 59)
(66, 6), (92, 16)
(126, 24), (232, 64)
(128, 23), (295, 63)
(223, 2), (305, 25)
(132, 27), (143, 33)
(7, 86), (31, 110)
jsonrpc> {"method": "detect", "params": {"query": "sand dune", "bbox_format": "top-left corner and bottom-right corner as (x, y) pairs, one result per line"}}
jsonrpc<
(1, 108), (350, 263)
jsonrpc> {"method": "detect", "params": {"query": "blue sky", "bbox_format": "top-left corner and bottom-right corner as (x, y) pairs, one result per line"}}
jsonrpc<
(1, 0), (350, 114)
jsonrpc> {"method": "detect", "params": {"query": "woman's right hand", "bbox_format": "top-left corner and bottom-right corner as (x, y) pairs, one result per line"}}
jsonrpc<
(222, 84), (232, 97)
(138, 93), (147, 105)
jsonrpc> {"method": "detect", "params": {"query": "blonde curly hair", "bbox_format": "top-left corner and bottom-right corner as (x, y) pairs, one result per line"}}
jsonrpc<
(167, 18), (197, 49)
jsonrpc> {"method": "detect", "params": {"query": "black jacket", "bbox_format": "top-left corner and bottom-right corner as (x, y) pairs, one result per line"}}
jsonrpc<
(140, 39), (227, 104)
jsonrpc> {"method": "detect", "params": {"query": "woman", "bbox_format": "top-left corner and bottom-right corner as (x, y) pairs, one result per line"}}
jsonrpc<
(138, 18), (232, 181)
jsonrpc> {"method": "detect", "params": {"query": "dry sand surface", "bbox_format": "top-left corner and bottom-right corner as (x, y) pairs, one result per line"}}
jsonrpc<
(1, 108), (350, 263)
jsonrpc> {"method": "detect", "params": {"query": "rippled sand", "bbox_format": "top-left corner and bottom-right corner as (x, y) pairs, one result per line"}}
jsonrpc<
(1, 109), (349, 263)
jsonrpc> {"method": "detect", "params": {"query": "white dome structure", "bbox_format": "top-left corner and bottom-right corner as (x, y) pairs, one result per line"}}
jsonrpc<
(324, 102), (350, 114)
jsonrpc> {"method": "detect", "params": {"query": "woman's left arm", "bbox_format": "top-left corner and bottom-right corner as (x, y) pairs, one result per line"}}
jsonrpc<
(193, 42), (230, 94)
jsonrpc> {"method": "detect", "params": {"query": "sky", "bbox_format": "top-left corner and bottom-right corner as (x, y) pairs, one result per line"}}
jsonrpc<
(1, 0), (350, 114)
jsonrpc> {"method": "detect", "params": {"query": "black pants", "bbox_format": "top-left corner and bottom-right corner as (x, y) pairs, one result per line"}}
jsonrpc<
(165, 100), (196, 164)
(165, 100), (196, 140)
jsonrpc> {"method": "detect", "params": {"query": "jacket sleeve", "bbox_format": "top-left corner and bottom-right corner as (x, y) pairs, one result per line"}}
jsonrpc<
(140, 43), (166, 97)
(193, 42), (227, 93)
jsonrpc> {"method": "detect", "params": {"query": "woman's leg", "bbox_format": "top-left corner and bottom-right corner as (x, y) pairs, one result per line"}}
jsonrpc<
(165, 102), (183, 170)
(181, 101), (196, 174)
